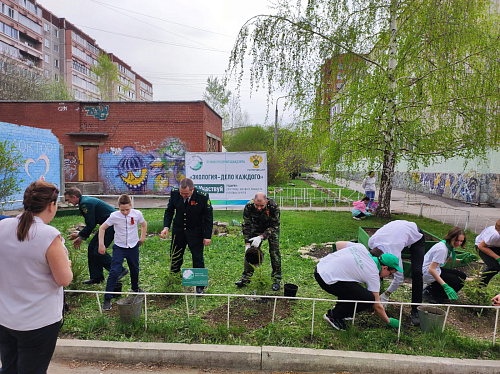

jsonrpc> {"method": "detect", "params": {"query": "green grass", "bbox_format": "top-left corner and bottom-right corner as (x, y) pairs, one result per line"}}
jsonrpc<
(53, 209), (500, 359)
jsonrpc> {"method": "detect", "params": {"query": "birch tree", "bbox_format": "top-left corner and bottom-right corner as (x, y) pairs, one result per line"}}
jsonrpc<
(228, 0), (500, 217)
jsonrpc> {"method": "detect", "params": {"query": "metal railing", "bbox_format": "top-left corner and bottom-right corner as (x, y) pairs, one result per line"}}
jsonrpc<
(268, 187), (363, 208)
(64, 289), (500, 345)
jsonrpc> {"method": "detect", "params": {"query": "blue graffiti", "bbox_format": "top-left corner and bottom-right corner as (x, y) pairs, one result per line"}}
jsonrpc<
(84, 104), (109, 120)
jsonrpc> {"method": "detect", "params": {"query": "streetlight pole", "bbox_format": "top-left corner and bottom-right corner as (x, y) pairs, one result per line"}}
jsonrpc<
(274, 95), (292, 153)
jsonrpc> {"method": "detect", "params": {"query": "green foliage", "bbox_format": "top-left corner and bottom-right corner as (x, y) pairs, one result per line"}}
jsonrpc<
(44, 78), (75, 100)
(461, 263), (497, 312)
(91, 52), (120, 100)
(228, 0), (500, 218)
(203, 76), (231, 127)
(0, 140), (24, 204)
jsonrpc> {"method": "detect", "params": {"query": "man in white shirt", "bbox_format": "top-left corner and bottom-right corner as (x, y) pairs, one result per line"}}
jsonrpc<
(368, 220), (425, 326)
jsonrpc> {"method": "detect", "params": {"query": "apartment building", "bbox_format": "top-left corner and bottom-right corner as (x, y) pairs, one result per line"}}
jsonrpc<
(0, 0), (153, 101)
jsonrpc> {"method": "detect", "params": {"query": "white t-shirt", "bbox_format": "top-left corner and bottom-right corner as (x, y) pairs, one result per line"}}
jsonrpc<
(0, 216), (66, 331)
(422, 241), (449, 284)
(367, 220), (423, 293)
(105, 209), (145, 248)
(316, 243), (381, 292)
(474, 226), (500, 247)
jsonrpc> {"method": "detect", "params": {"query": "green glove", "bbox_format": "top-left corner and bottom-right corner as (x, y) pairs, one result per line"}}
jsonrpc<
(458, 253), (472, 265)
(496, 257), (500, 265)
(387, 318), (399, 328)
(442, 283), (458, 300)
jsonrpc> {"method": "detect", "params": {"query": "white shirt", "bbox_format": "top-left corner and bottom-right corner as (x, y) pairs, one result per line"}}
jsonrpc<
(316, 243), (381, 292)
(104, 209), (145, 248)
(362, 176), (376, 192)
(0, 216), (66, 330)
(368, 220), (423, 293)
(474, 226), (500, 247)
(422, 241), (449, 284)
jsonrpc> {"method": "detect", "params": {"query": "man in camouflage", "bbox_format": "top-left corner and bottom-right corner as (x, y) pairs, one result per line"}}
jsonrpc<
(235, 192), (281, 291)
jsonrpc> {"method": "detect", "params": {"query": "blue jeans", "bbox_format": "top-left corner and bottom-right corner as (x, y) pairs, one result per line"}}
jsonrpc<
(365, 190), (375, 208)
(104, 243), (140, 301)
(0, 320), (61, 374)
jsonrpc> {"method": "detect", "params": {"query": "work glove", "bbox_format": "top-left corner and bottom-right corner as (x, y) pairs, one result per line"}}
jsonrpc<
(387, 318), (399, 328)
(379, 292), (390, 310)
(456, 253), (477, 265)
(496, 257), (500, 265)
(249, 236), (262, 248)
(442, 283), (458, 300)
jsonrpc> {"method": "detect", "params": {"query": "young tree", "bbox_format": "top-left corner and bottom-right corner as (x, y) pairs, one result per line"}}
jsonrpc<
(0, 141), (24, 206)
(203, 76), (231, 128)
(228, 0), (500, 217)
(91, 52), (120, 100)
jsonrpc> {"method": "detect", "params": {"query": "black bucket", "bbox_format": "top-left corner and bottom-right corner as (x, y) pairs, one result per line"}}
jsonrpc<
(284, 283), (298, 297)
(245, 248), (264, 266)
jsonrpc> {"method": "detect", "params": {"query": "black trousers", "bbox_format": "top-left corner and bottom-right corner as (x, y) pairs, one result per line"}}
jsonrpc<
(408, 230), (426, 312)
(477, 245), (500, 285)
(87, 226), (124, 280)
(425, 268), (466, 303)
(0, 320), (61, 374)
(170, 230), (204, 273)
(314, 270), (374, 320)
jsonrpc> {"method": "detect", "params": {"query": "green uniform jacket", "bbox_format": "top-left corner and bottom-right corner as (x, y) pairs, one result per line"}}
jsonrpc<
(242, 198), (280, 243)
(163, 187), (213, 239)
(78, 196), (116, 240)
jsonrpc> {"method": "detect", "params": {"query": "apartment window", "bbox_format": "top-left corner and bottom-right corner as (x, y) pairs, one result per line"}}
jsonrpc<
(54, 44), (59, 52)
(45, 69), (49, 78)
(55, 74), (59, 82)
(44, 23), (50, 32)
(44, 39), (49, 48)
(44, 54), (49, 63)
(54, 59), (59, 68)
(54, 29), (59, 38)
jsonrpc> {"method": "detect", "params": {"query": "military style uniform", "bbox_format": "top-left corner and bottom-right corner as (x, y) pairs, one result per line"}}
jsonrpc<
(163, 187), (213, 273)
(78, 196), (125, 281)
(241, 198), (281, 283)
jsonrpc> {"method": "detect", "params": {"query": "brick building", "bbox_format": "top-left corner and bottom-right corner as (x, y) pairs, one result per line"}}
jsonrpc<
(0, 101), (222, 194)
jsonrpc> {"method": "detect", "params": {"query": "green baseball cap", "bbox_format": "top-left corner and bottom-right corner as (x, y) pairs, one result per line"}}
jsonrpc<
(379, 253), (403, 273)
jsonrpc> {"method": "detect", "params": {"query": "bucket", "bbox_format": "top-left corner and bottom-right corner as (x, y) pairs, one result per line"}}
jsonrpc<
(116, 296), (143, 323)
(284, 283), (298, 297)
(245, 248), (264, 266)
(112, 282), (122, 299)
(417, 305), (446, 333)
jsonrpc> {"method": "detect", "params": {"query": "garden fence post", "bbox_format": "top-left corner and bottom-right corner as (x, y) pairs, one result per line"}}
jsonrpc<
(185, 295), (190, 320)
(419, 202), (423, 217)
(144, 294), (148, 331)
(397, 303), (403, 341)
(465, 211), (470, 231)
(272, 297), (277, 324)
(493, 308), (499, 346)
(227, 296), (230, 331)
(311, 300), (315, 339)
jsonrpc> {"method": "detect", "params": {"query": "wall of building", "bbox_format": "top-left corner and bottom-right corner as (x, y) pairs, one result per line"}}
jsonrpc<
(0, 121), (61, 209)
(0, 101), (222, 195)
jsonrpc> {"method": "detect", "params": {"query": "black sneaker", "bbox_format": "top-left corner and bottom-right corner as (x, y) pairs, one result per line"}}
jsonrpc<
(103, 299), (112, 311)
(117, 268), (129, 281)
(422, 288), (441, 304)
(196, 286), (205, 295)
(83, 277), (104, 285)
(272, 282), (280, 291)
(323, 314), (346, 331)
(132, 287), (144, 293)
(235, 279), (250, 288)
(410, 310), (420, 326)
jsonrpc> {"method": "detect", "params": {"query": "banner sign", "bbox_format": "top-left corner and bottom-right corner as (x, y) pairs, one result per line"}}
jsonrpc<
(182, 268), (208, 286)
(185, 151), (267, 208)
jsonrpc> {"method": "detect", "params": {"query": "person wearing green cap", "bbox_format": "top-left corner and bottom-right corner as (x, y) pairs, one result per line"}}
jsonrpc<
(422, 227), (469, 304)
(314, 242), (403, 331)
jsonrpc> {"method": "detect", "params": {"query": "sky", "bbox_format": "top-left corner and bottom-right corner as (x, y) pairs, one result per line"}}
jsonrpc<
(38, 0), (294, 126)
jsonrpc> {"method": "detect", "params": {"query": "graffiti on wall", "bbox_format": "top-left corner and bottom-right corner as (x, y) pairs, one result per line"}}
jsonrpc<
(99, 137), (187, 194)
(64, 151), (79, 182)
(84, 104), (109, 120)
(409, 172), (479, 203)
(25, 154), (50, 181)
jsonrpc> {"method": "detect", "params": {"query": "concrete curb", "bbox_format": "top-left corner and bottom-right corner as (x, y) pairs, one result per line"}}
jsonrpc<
(53, 339), (500, 373)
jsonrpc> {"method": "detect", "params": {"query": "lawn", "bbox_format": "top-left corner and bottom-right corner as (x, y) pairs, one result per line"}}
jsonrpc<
(53, 209), (500, 360)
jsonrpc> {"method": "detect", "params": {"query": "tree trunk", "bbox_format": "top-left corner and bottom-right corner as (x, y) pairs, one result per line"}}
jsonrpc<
(376, 148), (396, 218)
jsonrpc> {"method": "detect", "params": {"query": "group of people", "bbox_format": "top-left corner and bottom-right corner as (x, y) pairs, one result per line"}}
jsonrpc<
(3, 177), (500, 371)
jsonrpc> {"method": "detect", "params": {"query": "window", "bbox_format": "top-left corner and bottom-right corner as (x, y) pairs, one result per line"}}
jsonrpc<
(54, 44), (59, 52)
(54, 29), (59, 38)
(54, 59), (59, 68)
(44, 23), (50, 32)
(45, 69), (50, 78)
(45, 54), (49, 63)
(18, 14), (42, 34)
(55, 74), (59, 82)
(44, 39), (49, 48)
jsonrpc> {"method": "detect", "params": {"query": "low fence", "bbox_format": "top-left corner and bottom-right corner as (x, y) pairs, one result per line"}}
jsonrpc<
(64, 289), (500, 345)
(268, 187), (364, 208)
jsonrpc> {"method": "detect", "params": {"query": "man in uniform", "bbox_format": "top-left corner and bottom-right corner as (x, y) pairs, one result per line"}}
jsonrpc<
(64, 187), (127, 284)
(160, 178), (213, 294)
(235, 192), (281, 291)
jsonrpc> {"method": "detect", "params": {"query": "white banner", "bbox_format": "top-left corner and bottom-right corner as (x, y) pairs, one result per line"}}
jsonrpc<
(185, 152), (267, 208)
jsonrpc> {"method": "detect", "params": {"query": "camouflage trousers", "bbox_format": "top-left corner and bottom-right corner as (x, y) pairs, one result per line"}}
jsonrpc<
(241, 232), (281, 282)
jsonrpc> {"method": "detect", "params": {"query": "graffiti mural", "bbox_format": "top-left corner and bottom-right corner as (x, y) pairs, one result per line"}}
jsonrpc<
(84, 104), (109, 120)
(398, 172), (480, 204)
(64, 151), (79, 182)
(99, 137), (186, 194)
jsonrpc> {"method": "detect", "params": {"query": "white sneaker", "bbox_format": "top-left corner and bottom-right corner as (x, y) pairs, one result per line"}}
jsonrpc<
(353, 217), (361, 220)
